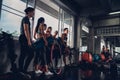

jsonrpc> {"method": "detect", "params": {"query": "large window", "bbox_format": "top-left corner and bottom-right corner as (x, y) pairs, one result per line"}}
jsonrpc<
(0, 0), (35, 36)
(59, 9), (74, 47)
(2, 0), (26, 12)
(0, 0), (26, 36)
(0, 10), (22, 36)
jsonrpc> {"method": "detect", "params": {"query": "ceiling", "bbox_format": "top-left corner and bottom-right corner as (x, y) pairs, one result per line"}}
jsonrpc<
(77, 0), (120, 16)
(60, 0), (120, 16)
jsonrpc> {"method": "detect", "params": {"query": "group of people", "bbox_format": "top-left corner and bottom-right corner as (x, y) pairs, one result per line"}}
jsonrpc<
(18, 7), (70, 75)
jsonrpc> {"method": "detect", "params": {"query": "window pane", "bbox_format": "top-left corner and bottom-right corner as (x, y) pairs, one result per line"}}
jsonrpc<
(1, 0), (28, 36)
(34, 8), (59, 34)
(63, 11), (74, 47)
(2, 0), (26, 13)
(0, 10), (22, 36)
(2, 5), (24, 17)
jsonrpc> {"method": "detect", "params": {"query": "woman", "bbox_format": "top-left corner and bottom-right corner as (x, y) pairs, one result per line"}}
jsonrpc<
(33, 17), (53, 75)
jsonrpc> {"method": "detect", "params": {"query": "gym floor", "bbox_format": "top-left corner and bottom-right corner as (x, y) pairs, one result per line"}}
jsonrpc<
(0, 65), (120, 80)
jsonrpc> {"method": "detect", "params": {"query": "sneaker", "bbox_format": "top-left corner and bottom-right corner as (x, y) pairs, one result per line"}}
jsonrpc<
(35, 70), (43, 74)
(45, 71), (53, 75)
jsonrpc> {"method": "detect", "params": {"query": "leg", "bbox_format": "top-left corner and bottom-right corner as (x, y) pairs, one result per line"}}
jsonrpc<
(34, 49), (40, 70)
(18, 46), (26, 72)
(46, 47), (51, 66)
(24, 47), (34, 72)
(63, 54), (67, 66)
(18, 35), (28, 72)
(41, 46), (49, 72)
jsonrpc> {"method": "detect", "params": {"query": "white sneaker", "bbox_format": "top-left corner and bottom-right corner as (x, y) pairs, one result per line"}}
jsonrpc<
(45, 71), (53, 75)
(35, 70), (43, 74)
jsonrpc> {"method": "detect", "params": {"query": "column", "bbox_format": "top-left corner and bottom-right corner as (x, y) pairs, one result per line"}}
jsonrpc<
(0, 0), (2, 19)
(87, 27), (94, 53)
(94, 36), (101, 54)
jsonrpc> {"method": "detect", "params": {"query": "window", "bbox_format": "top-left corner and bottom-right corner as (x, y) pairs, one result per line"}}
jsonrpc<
(0, 0), (36, 36)
(59, 9), (74, 47)
(0, 10), (22, 36)
(0, 0), (27, 36)
(34, 8), (59, 35)
(2, 0), (26, 13)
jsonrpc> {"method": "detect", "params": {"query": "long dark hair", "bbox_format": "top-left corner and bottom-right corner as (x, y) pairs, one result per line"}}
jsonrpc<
(35, 17), (45, 32)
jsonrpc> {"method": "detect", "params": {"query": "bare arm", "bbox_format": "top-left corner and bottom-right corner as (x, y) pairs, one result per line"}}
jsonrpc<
(61, 34), (67, 46)
(24, 23), (31, 46)
(43, 34), (48, 46)
(61, 34), (65, 43)
(38, 24), (48, 46)
(34, 27), (37, 39)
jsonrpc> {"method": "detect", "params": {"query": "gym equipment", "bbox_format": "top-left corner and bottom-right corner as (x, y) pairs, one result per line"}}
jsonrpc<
(100, 54), (105, 61)
(81, 52), (93, 63)
(92, 54), (101, 62)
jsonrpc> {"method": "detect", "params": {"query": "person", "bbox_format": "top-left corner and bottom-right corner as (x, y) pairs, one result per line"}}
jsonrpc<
(46, 27), (54, 66)
(58, 28), (68, 66)
(33, 17), (53, 75)
(62, 28), (69, 66)
(53, 30), (58, 39)
(105, 49), (112, 62)
(18, 7), (34, 73)
(101, 46), (105, 53)
(51, 30), (61, 68)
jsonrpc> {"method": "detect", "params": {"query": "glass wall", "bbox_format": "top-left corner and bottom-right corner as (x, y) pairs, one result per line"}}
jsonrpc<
(0, 0), (26, 36)
(59, 8), (74, 47)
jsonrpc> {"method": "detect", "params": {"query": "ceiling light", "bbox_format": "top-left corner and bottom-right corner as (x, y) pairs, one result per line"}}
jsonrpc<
(109, 11), (120, 15)
(94, 36), (97, 39)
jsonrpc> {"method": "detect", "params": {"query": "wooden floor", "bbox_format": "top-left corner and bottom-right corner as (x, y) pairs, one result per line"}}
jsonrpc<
(0, 65), (120, 80)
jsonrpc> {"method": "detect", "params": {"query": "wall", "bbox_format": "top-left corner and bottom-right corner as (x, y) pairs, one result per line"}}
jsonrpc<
(93, 18), (120, 27)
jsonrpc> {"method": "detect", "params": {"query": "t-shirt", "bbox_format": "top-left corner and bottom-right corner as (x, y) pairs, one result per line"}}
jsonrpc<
(46, 35), (54, 46)
(20, 16), (31, 35)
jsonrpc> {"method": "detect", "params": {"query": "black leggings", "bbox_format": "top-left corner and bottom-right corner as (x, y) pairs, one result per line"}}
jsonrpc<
(46, 44), (54, 66)
(19, 35), (34, 72)
(34, 46), (47, 66)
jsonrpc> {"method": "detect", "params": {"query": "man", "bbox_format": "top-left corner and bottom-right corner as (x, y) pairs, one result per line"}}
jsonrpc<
(53, 30), (58, 39)
(19, 7), (34, 73)
(61, 28), (68, 66)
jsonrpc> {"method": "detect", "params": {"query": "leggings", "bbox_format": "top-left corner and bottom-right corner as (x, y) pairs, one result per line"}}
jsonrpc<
(19, 35), (34, 72)
(34, 46), (47, 66)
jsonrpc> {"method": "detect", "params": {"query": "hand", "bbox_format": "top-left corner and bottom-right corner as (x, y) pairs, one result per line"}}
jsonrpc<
(34, 35), (36, 40)
(28, 40), (32, 46)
